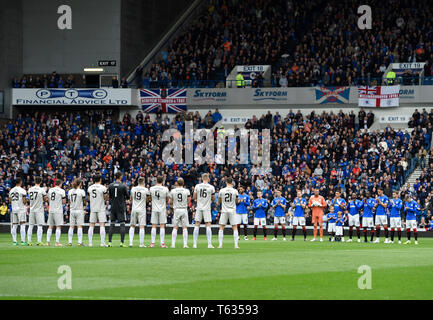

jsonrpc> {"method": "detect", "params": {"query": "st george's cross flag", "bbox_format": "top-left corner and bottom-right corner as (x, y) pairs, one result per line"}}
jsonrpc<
(358, 85), (400, 107)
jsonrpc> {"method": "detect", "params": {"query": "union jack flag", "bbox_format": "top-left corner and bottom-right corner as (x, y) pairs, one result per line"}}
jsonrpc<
(140, 88), (187, 113)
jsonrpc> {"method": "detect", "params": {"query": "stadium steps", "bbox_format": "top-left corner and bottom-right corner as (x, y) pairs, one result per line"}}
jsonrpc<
(400, 155), (430, 192)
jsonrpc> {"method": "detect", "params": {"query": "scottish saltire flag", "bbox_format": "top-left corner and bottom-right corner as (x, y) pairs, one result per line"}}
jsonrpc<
(140, 88), (187, 113)
(358, 86), (400, 107)
(315, 87), (350, 104)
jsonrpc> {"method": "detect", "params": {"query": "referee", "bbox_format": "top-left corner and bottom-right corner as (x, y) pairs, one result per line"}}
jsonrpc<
(108, 171), (129, 247)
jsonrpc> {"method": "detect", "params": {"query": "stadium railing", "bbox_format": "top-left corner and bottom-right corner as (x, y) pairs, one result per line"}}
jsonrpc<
(353, 76), (427, 86)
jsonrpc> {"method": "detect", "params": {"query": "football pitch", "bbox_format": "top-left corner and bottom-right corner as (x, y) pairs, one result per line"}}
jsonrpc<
(0, 233), (432, 300)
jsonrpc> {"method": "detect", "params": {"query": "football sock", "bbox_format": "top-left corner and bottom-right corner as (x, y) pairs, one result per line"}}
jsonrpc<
(55, 229), (61, 243)
(139, 228), (145, 245)
(37, 226), (43, 243)
(182, 228), (188, 247)
(356, 227), (361, 239)
(47, 228), (52, 242)
(263, 226), (267, 237)
(282, 225), (286, 238)
(390, 228), (395, 241)
(218, 230), (224, 247)
(27, 225), (33, 243)
(414, 229), (418, 241)
(370, 229), (375, 241)
(171, 228), (177, 247)
(88, 226), (94, 245)
(363, 228), (367, 241)
(376, 226), (380, 238)
(77, 228), (83, 244)
(129, 227), (135, 245)
(407, 229), (411, 240)
(274, 227), (278, 238)
(384, 227), (389, 239)
(151, 227), (157, 244)
(302, 227), (307, 239)
(206, 227), (212, 246)
(243, 224), (248, 237)
(11, 224), (17, 242)
(100, 227), (106, 245)
(108, 223), (114, 242)
(234, 230), (239, 247)
(68, 227), (74, 243)
(120, 223), (126, 243)
(292, 227), (296, 239)
(193, 226), (199, 246)
(237, 224), (241, 233)
(398, 228), (401, 241)
(253, 226), (257, 237)
(349, 227), (353, 239)
(160, 227), (165, 245)
(20, 225), (26, 242)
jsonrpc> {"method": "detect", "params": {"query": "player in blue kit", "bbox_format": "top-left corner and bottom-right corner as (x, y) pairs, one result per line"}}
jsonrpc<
(252, 191), (268, 241)
(290, 190), (308, 241)
(236, 186), (250, 240)
(389, 191), (403, 244)
(271, 190), (287, 241)
(347, 193), (363, 242)
(335, 211), (344, 242)
(404, 194), (419, 245)
(327, 205), (337, 241)
(362, 192), (377, 243)
(374, 188), (389, 243)
(329, 191), (346, 241)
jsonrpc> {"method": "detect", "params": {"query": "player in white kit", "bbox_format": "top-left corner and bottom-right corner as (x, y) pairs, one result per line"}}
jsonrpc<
(149, 176), (170, 248)
(27, 176), (47, 246)
(88, 174), (109, 247)
(9, 178), (27, 246)
(68, 178), (87, 246)
(169, 178), (191, 248)
(217, 177), (239, 249)
(129, 177), (149, 247)
(193, 173), (216, 248)
(46, 179), (66, 247)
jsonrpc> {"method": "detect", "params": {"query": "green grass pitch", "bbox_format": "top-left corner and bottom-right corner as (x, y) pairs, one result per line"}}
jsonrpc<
(0, 233), (432, 300)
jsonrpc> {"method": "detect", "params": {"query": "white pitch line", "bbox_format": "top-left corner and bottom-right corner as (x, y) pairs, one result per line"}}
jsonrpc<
(0, 294), (168, 300)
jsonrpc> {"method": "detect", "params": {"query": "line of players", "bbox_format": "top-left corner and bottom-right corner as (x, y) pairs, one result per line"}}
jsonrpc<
(8, 173), (421, 248)
(235, 188), (420, 245)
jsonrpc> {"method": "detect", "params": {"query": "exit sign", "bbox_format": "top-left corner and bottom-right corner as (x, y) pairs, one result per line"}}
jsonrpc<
(98, 60), (116, 67)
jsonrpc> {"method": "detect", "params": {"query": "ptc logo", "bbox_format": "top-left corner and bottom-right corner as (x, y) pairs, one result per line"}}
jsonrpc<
(36, 89), (52, 99)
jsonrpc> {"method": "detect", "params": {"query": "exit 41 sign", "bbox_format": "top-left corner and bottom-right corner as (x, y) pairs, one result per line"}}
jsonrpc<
(98, 60), (116, 67)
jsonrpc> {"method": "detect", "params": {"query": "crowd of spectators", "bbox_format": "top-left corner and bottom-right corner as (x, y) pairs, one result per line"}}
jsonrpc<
(12, 72), (128, 89)
(0, 107), (431, 227)
(12, 72), (76, 89)
(132, 0), (433, 89)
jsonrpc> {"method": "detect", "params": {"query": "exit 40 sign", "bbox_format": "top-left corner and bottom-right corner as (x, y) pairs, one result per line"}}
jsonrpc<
(98, 60), (116, 67)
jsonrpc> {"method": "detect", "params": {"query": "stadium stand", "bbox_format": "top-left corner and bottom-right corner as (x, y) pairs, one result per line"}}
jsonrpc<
(128, 0), (433, 88)
(12, 0), (433, 89)
(0, 108), (430, 225)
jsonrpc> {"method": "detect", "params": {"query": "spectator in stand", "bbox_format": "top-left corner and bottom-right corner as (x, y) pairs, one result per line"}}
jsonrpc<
(0, 202), (7, 222)
(112, 76), (119, 88)
(120, 77), (128, 88)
